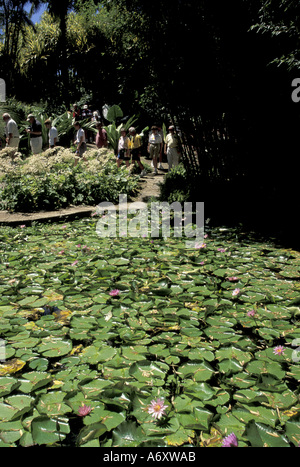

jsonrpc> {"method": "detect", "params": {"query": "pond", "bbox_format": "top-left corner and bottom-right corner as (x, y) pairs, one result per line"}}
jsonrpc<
(0, 218), (299, 447)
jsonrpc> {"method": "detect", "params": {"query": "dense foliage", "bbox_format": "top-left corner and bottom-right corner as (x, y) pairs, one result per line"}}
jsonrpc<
(0, 218), (299, 446)
(0, 147), (140, 211)
(0, 0), (290, 116)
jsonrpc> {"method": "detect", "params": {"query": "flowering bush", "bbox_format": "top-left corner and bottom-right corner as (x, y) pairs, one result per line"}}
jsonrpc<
(0, 147), (140, 211)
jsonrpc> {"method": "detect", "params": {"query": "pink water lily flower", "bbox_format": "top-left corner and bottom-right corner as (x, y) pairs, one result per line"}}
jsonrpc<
(195, 242), (206, 249)
(222, 433), (238, 447)
(232, 288), (240, 297)
(109, 289), (120, 297)
(78, 404), (92, 417)
(273, 345), (285, 356)
(247, 309), (256, 317)
(147, 398), (168, 420)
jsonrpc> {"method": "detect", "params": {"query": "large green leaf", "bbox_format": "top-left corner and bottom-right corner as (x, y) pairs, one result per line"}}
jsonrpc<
(244, 420), (290, 447)
(77, 422), (107, 446)
(112, 421), (145, 447)
(129, 361), (169, 384)
(37, 338), (72, 357)
(31, 416), (70, 445)
(177, 362), (214, 382)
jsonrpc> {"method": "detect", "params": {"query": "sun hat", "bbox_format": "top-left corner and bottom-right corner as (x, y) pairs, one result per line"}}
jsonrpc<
(27, 114), (35, 121)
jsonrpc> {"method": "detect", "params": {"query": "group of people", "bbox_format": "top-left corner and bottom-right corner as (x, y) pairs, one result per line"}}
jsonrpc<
(71, 103), (100, 122)
(117, 125), (181, 176)
(1, 112), (107, 156)
(2, 112), (58, 155)
(2, 111), (182, 175)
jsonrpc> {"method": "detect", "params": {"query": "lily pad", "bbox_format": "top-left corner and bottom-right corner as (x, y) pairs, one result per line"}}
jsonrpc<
(38, 338), (72, 357)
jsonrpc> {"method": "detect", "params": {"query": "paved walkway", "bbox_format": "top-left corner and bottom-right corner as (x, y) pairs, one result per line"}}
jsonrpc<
(0, 158), (167, 225)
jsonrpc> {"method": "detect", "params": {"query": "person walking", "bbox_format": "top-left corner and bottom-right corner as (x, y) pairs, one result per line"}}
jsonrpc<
(44, 119), (58, 148)
(157, 124), (165, 169)
(82, 105), (93, 142)
(26, 114), (43, 154)
(72, 104), (81, 120)
(117, 128), (130, 168)
(165, 125), (181, 171)
(95, 122), (108, 149)
(128, 127), (147, 177)
(73, 121), (87, 165)
(147, 126), (162, 175)
(2, 113), (19, 150)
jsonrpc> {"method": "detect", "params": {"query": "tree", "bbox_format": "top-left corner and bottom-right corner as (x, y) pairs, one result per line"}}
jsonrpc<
(44, 0), (76, 99)
(250, 0), (300, 70)
(17, 11), (61, 103)
(0, 0), (43, 87)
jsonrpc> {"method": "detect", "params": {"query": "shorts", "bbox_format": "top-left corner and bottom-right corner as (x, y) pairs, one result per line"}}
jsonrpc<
(7, 137), (19, 149)
(77, 142), (87, 156)
(30, 136), (43, 154)
(118, 149), (130, 161)
(131, 147), (141, 161)
(149, 143), (160, 159)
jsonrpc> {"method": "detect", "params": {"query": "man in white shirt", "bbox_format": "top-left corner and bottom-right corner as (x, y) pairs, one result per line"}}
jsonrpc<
(44, 119), (58, 148)
(147, 126), (162, 175)
(164, 125), (181, 171)
(2, 113), (19, 149)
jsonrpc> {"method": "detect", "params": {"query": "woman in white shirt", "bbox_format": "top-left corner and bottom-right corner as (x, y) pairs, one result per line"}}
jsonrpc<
(44, 119), (58, 148)
(117, 128), (130, 168)
(74, 121), (86, 154)
(73, 121), (87, 165)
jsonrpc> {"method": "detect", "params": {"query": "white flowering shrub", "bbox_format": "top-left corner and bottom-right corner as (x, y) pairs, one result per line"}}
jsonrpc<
(0, 147), (139, 212)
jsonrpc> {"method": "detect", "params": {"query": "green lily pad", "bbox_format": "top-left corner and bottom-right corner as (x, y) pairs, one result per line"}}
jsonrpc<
(31, 415), (70, 445)
(244, 420), (290, 447)
(0, 395), (34, 421)
(129, 361), (169, 384)
(0, 377), (20, 398)
(177, 362), (214, 382)
(37, 338), (72, 357)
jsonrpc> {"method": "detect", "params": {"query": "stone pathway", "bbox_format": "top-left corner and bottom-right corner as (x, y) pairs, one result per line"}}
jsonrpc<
(0, 158), (167, 225)
(131, 157), (166, 203)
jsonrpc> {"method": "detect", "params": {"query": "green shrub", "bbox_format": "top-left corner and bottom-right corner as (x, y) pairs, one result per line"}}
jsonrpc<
(0, 147), (140, 212)
(159, 164), (192, 203)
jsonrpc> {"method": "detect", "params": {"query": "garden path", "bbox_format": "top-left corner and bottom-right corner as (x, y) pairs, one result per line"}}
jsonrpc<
(0, 157), (167, 225)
